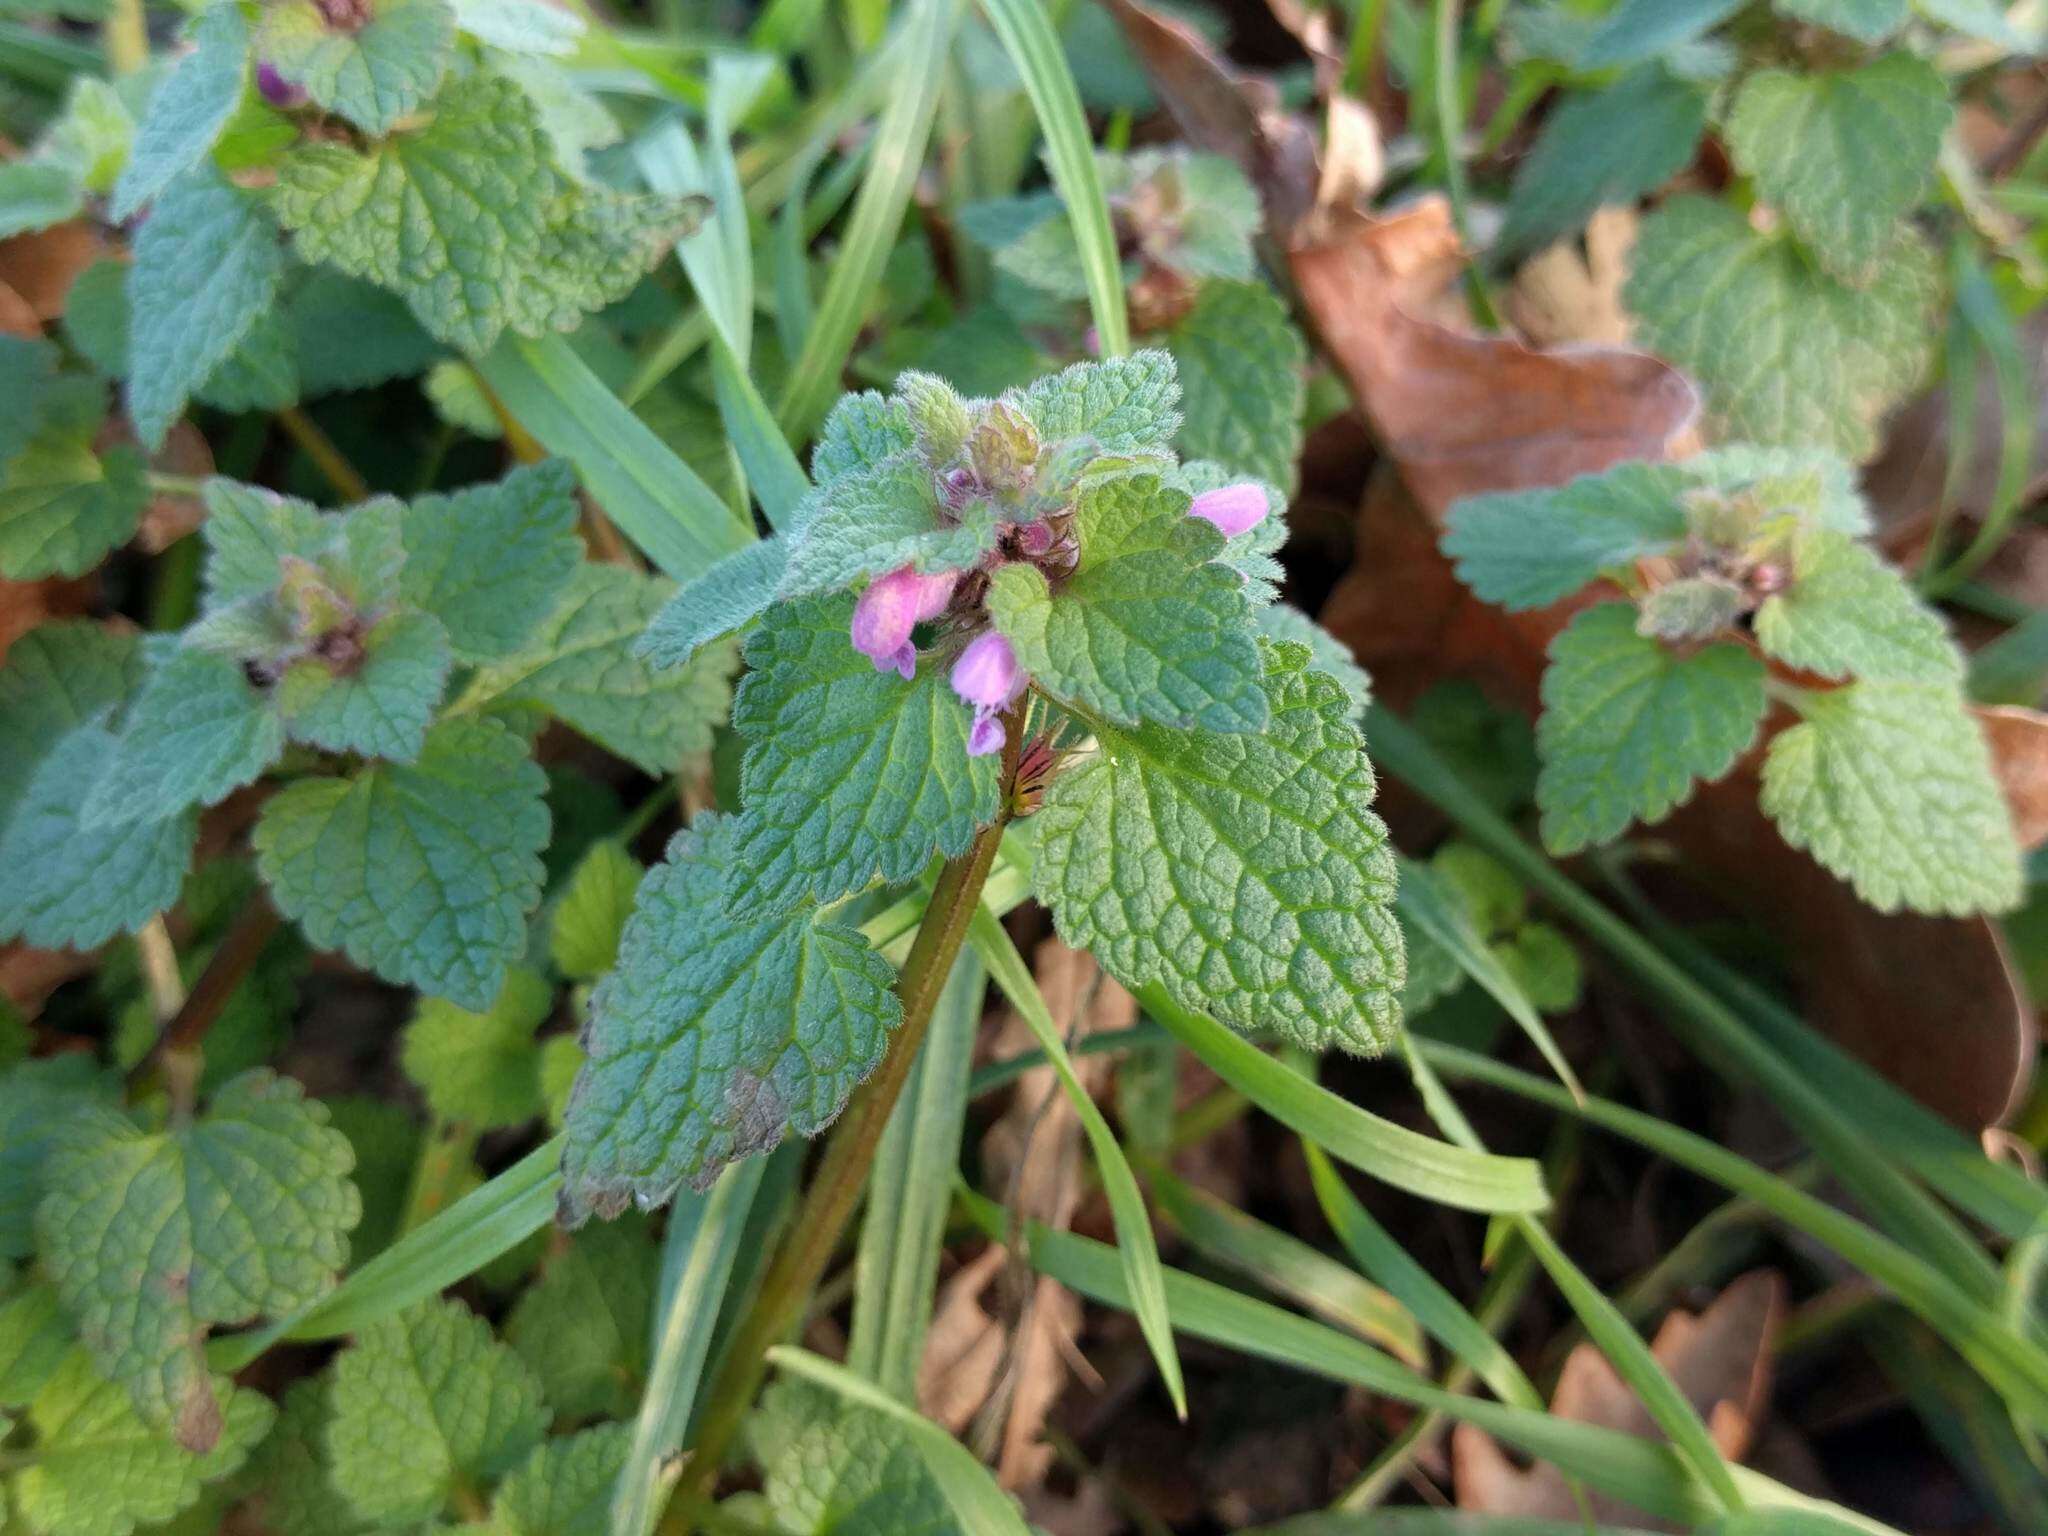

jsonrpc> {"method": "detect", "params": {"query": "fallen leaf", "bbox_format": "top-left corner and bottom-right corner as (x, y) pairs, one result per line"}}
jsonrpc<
(1454, 1270), (1785, 1526)
(0, 277), (37, 337)
(1290, 196), (1701, 521)
(1978, 705), (2048, 850)
(0, 221), (105, 323)
(1508, 207), (1638, 349)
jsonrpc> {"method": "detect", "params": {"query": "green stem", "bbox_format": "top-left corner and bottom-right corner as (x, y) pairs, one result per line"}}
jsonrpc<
(146, 471), (206, 499)
(102, 0), (146, 75)
(276, 406), (370, 503)
(657, 736), (1019, 1529)
(1430, 0), (1500, 328)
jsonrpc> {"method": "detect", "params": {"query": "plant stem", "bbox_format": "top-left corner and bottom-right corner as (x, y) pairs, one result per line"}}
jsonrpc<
(659, 738), (1018, 1527)
(130, 898), (281, 1096)
(276, 406), (370, 503)
(1429, 0), (1501, 328)
(102, 0), (146, 76)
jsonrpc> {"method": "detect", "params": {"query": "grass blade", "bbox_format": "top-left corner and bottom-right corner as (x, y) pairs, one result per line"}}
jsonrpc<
(765, 1347), (1033, 1534)
(1250, 1517), (1663, 1535)
(957, 1187), (1901, 1533)
(476, 335), (751, 578)
(1146, 1159), (1427, 1367)
(975, 0), (1130, 356)
(1139, 983), (1549, 1214)
(971, 906), (1188, 1418)
(1364, 704), (2008, 1306)
(613, 1158), (768, 1536)
(847, 948), (987, 1399)
(775, 0), (958, 438)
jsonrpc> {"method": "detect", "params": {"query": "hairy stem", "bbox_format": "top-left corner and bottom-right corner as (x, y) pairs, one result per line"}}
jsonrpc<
(276, 406), (370, 503)
(660, 726), (1020, 1526)
(130, 898), (282, 1096)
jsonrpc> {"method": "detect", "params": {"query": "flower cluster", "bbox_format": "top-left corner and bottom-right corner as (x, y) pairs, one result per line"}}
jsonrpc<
(847, 482), (1266, 756)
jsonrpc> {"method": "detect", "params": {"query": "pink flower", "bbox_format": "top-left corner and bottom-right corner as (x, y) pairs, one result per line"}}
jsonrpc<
(256, 62), (305, 108)
(950, 631), (1026, 756)
(850, 566), (958, 678)
(1188, 483), (1268, 538)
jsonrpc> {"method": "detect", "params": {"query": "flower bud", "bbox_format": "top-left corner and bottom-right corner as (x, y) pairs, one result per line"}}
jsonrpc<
(1188, 483), (1268, 538)
(951, 631), (1027, 757)
(849, 566), (958, 674)
(968, 403), (1040, 494)
(256, 62), (305, 108)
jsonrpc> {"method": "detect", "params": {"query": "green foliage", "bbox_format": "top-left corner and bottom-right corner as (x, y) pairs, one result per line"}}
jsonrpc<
(505, 1221), (657, 1421)
(1034, 642), (1403, 1055)
(1535, 603), (1767, 855)
(257, 0), (457, 136)
(1751, 529), (1962, 684)
(486, 1422), (632, 1536)
(37, 1072), (359, 1451)
(83, 644), (284, 828)
(397, 460), (583, 663)
(748, 1382), (955, 1535)
(558, 814), (902, 1218)
(1166, 280), (1307, 491)
(402, 969), (557, 1131)
(111, 0), (248, 222)
(0, 377), (148, 580)
(1441, 460), (1690, 611)
(548, 841), (643, 982)
(324, 1298), (550, 1525)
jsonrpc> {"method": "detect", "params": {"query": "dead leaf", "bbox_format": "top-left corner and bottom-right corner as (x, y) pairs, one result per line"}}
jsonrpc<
(0, 221), (106, 324)
(1, 941), (98, 1022)
(1508, 208), (1638, 349)
(1978, 705), (2048, 850)
(1454, 1271), (1785, 1527)
(0, 277), (38, 337)
(1290, 196), (1701, 521)
(1106, 0), (1320, 237)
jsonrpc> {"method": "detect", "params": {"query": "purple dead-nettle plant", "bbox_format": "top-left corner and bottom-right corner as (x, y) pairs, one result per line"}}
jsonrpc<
(561, 351), (1403, 1224)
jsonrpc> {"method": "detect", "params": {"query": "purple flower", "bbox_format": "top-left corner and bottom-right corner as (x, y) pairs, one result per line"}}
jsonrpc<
(950, 631), (1026, 757)
(850, 565), (958, 678)
(1188, 483), (1268, 538)
(256, 62), (305, 108)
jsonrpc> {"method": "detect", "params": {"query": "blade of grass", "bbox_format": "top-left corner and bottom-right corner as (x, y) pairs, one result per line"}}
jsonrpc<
(1417, 1040), (2048, 1427)
(846, 948), (987, 1399)
(1250, 1516), (1663, 1535)
(1365, 704), (2008, 1305)
(1399, 1040), (1747, 1514)
(970, 906), (1188, 1418)
(207, 1136), (564, 1370)
(1138, 983), (1549, 1214)
(476, 335), (752, 578)
(765, 1347), (1034, 1534)
(776, 0), (958, 438)
(613, 1158), (768, 1536)
(968, 1021), (1169, 1097)
(1397, 856), (1583, 1103)
(957, 1187), (1902, 1533)
(1145, 1160), (1427, 1367)
(976, 0), (1130, 357)
(1303, 1141), (1540, 1409)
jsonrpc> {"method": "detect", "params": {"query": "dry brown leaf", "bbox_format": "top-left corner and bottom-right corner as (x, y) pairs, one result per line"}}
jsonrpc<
(1453, 1270), (1786, 1527)
(1978, 704), (2048, 850)
(1290, 196), (1701, 521)
(0, 277), (38, 337)
(1508, 208), (1638, 349)
(0, 221), (105, 323)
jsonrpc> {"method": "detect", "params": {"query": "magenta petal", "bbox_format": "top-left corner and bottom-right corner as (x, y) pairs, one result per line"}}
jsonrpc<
(1188, 483), (1269, 538)
(886, 641), (917, 680)
(849, 567), (923, 662)
(967, 711), (1006, 756)
(950, 631), (1023, 709)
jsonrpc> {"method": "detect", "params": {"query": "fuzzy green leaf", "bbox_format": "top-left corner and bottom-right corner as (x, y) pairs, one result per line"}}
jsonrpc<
(1774, 0), (1907, 41)
(253, 716), (548, 1008)
(0, 1058), (112, 1263)
(271, 75), (696, 354)
(1576, 0), (1741, 67)
(1535, 602), (1767, 854)
(127, 168), (286, 451)
(11, 1348), (272, 1536)
(779, 457), (994, 597)
(259, 0), (457, 135)
(1760, 681), (2022, 915)
(504, 1221), (656, 1420)
(558, 813), (903, 1219)
(1166, 281), (1306, 492)
(1499, 65), (1709, 255)
(1441, 459), (1690, 610)
(37, 1071), (358, 1451)
(486, 1423), (631, 1536)
(1624, 195), (1938, 460)
(0, 381), (148, 580)
(460, 563), (735, 774)
(992, 472), (1265, 732)
(1253, 603), (1371, 721)
(1725, 57), (1950, 285)
(0, 1284), (71, 1410)
(401, 968), (555, 1130)
(726, 593), (1002, 913)
(1033, 641), (1403, 1055)
(1014, 351), (1181, 452)
(235, 1378), (365, 1536)
(1753, 527), (1961, 684)
(0, 619), (139, 829)
(398, 459), (582, 662)
(549, 840), (642, 982)
(751, 1381), (956, 1536)
(810, 391), (916, 484)
(83, 642), (285, 827)
(275, 608), (453, 762)
(325, 1297), (550, 1526)
(110, 1), (249, 222)
(635, 536), (787, 670)
(0, 724), (197, 950)
(198, 478), (360, 607)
